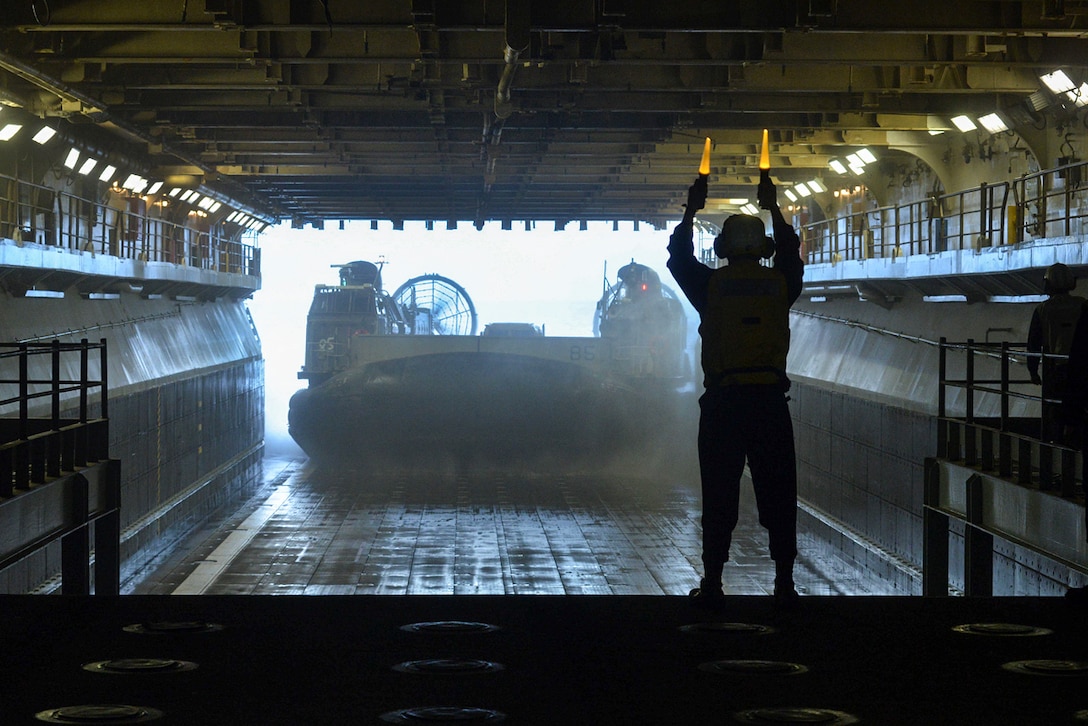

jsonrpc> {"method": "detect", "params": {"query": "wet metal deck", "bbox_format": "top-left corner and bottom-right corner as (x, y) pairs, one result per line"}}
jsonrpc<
(130, 457), (879, 598)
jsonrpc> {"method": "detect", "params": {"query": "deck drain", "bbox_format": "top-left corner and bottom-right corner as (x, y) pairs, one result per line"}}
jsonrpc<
(35, 704), (163, 723)
(400, 621), (499, 634)
(379, 706), (506, 722)
(700, 659), (808, 676)
(953, 623), (1052, 637)
(123, 621), (223, 635)
(1002, 659), (1088, 676)
(83, 658), (198, 674)
(394, 658), (504, 674)
(680, 622), (774, 635)
(733, 707), (857, 724)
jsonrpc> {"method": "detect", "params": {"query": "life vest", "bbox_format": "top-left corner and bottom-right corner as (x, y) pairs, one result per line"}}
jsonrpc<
(700, 261), (790, 388)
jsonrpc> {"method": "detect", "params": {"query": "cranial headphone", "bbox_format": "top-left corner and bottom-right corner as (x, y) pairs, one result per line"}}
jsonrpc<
(713, 214), (775, 260)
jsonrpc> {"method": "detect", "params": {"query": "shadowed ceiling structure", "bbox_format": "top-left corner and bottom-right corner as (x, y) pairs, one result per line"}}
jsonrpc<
(0, 0), (1084, 227)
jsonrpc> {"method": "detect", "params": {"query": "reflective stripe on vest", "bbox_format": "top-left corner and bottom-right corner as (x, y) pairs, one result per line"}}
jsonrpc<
(700, 263), (790, 387)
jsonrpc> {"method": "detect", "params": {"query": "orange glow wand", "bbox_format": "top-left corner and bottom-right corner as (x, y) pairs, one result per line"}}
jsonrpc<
(759, 128), (770, 180)
(757, 128), (777, 211)
(684, 136), (711, 224)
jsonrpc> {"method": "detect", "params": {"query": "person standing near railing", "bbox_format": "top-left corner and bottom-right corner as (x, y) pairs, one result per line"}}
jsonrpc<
(1028, 263), (1085, 443)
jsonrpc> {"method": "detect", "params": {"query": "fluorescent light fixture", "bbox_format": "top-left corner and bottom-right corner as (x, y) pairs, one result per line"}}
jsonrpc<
(725, 197), (750, 204)
(179, 190), (197, 202)
(77, 158), (97, 175)
(794, 182), (812, 197)
(98, 164), (117, 182)
(846, 153), (862, 166)
(740, 203), (760, 215)
(209, 201), (222, 213)
(928, 129), (945, 136)
(849, 163), (865, 175)
(784, 189), (798, 202)
(951, 115), (977, 132)
(807, 178), (827, 193)
(198, 195), (215, 210)
(168, 187), (183, 197)
(1041, 69), (1075, 94)
(121, 174), (148, 193)
(828, 159), (847, 174)
(0, 124), (22, 141)
(146, 181), (163, 194)
(64, 148), (80, 169)
(25, 289), (64, 298)
(226, 211), (241, 223)
(978, 113), (1008, 134)
(923, 294), (968, 303)
(32, 126), (56, 144)
(991, 295), (1047, 304)
(857, 148), (877, 164)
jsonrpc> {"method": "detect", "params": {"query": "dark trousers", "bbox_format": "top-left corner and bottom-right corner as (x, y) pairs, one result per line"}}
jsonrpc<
(697, 385), (798, 572)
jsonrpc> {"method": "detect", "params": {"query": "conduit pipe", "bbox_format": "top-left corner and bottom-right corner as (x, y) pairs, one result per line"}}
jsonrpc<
(495, 0), (530, 120)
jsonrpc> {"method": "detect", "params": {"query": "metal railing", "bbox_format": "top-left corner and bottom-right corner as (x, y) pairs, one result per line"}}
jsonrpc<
(0, 338), (119, 594)
(802, 159), (1088, 265)
(936, 337), (1079, 496)
(927, 337), (1085, 596)
(0, 173), (261, 277)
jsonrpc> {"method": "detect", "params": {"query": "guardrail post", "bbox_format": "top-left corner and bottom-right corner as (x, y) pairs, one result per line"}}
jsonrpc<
(923, 458), (950, 596)
(1039, 444), (1055, 490)
(47, 340), (61, 478)
(0, 447), (11, 498)
(93, 459), (121, 595)
(998, 431), (1012, 478)
(1061, 447), (1077, 498)
(1017, 438), (1032, 485)
(964, 474), (994, 596)
(937, 338), (947, 457)
(60, 473), (90, 595)
(964, 340), (977, 466)
(18, 343), (28, 441)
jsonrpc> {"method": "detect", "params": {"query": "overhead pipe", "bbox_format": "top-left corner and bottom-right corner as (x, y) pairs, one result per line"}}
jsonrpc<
(495, 0), (530, 120)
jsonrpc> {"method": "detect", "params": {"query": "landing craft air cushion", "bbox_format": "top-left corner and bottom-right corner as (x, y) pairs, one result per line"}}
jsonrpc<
(287, 259), (690, 467)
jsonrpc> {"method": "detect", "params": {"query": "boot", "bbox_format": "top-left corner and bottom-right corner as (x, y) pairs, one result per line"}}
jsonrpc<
(774, 559), (799, 607)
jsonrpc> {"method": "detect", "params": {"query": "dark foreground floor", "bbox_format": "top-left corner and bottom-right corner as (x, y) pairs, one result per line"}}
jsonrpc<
(6, 593), (1087, 724)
